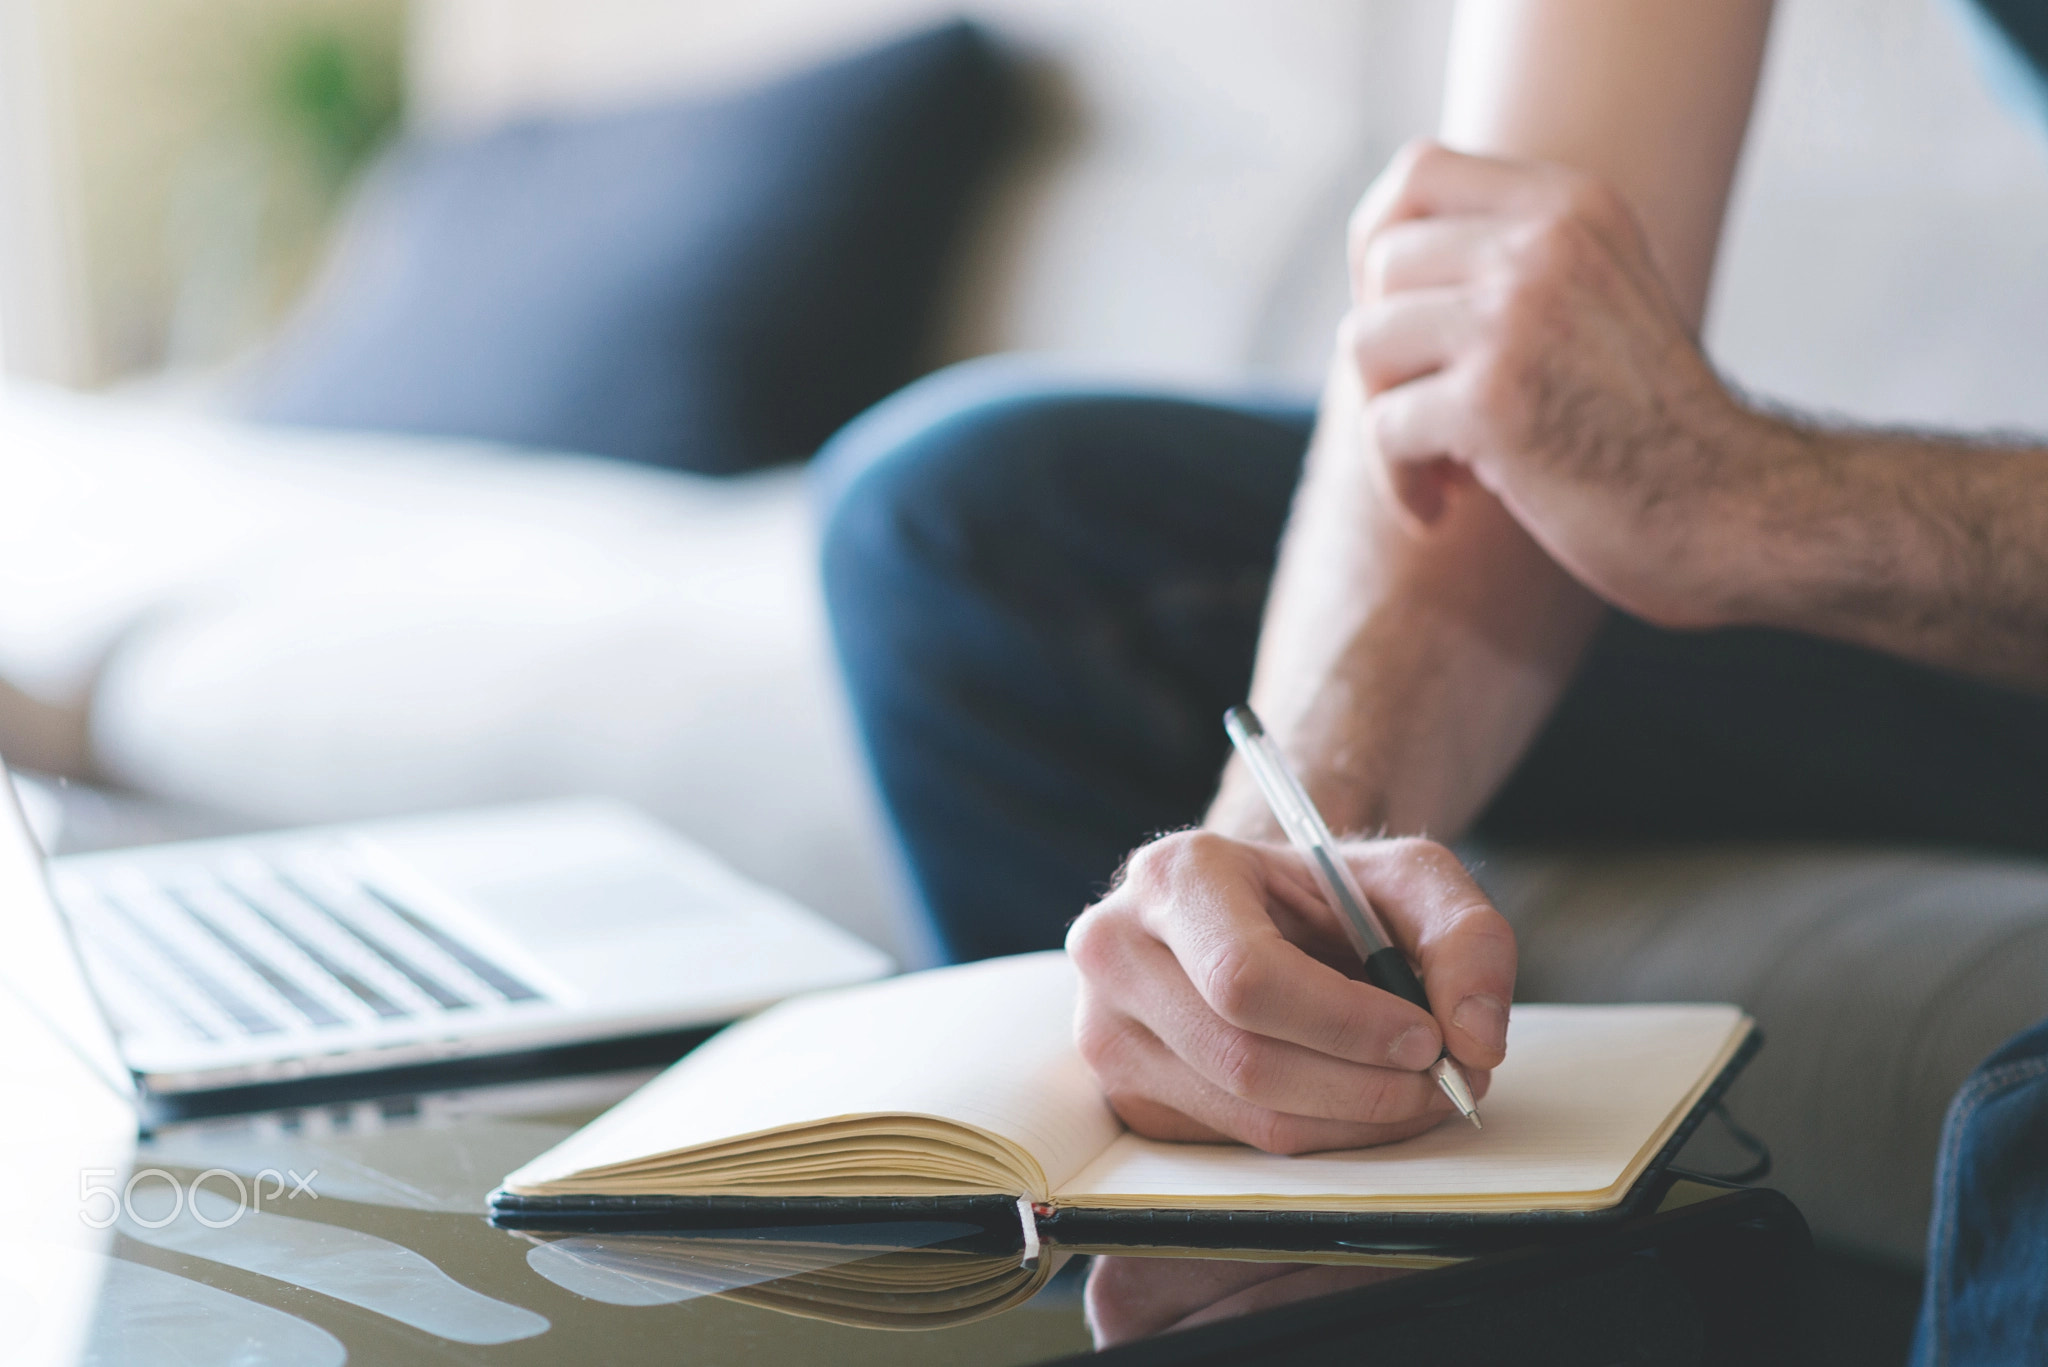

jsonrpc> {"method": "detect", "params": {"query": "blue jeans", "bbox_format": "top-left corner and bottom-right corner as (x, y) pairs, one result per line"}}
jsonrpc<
(1914, 1018), (2048, 1364)
(818, 360), (2048, 960)
(817, 360), (2048, 1357)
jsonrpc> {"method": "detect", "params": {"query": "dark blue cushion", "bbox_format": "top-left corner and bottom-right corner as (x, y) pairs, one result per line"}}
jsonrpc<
(244, 22), (1020, 473)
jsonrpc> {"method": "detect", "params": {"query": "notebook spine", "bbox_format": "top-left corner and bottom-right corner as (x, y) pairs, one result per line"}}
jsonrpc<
(488, 1190), (1022, 1236)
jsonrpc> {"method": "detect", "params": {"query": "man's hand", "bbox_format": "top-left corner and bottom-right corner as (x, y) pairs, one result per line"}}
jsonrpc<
(1345, 141), (1776, 631)
(1067, 830), (1514, 1154)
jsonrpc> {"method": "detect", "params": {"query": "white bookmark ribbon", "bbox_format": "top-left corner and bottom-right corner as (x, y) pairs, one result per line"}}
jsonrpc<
(1016, 1195), (1041, 1268)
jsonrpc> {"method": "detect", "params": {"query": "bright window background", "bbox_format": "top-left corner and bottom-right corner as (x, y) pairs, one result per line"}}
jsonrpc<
(0, 0), (402, 384)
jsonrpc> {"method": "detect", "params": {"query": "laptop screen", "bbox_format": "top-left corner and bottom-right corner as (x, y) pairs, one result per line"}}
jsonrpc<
(0, 763), (135, 1103)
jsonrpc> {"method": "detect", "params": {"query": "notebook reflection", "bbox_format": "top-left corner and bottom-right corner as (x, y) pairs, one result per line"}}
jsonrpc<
(519, 1222), (1054, 1329)
(515, 1217), (1451, 1342)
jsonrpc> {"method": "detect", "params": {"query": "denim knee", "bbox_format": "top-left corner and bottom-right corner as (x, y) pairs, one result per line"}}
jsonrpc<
(813, 363), (1312, 959)
(1911, 1016), (2048, 1366)
(815, 357), (1131, 633)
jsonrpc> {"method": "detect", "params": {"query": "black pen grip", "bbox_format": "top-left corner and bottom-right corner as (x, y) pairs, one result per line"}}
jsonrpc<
(1363, 946), (1434, 1016)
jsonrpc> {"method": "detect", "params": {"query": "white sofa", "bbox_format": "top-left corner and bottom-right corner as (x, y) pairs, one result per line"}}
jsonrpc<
(5, 0), (2048, 1267)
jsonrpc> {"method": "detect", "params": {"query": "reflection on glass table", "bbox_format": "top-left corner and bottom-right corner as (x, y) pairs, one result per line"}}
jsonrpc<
(522, 1221), (1051, 1328)
(1082, 1253), (1415, 1348)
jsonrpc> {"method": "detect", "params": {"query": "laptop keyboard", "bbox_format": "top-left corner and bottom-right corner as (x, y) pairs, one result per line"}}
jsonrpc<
(54, 849), (547, 1044)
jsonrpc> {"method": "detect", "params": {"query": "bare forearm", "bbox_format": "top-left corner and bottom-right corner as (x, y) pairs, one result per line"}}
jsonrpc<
(1208, 365), (1598, 840)
(1722, 416), (2048, 691)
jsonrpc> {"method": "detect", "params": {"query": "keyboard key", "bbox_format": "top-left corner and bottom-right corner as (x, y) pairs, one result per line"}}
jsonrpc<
(218, 879), (409, 1021)
(357, 882), (545, 1004)
(99, 892), (281, 1037)
(271, 871), (473, 1012)
(164, 889), (347, 1029)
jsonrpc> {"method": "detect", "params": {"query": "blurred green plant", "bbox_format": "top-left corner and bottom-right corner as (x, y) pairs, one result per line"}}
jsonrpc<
(61, 0), (409, 375)
(268, 21), (404, 187)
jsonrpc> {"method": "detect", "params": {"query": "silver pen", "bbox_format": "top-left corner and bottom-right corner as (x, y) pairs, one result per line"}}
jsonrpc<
(1223, 705), (1482, 1129)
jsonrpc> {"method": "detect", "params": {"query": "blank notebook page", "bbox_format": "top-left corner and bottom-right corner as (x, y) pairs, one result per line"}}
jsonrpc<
(505, 951), (1121, 1196)
(1055, 1003), (1750, 1212)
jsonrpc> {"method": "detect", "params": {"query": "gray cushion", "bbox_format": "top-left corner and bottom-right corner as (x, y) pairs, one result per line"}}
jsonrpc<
(1477, 843), (2048, 1267)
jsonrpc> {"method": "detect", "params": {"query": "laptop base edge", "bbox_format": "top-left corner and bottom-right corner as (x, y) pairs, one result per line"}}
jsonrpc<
(136, 1022), (722, 1129)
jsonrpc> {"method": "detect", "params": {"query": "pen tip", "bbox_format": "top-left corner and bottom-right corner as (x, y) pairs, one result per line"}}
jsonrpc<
(1430, 1056), (1479, 1128)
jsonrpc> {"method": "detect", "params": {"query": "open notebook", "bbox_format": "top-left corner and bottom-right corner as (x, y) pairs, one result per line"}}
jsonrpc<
(492, 952), (1755, 1231)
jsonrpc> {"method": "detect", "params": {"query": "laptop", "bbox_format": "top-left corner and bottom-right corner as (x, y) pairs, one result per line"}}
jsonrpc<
(0, 760), (892, 1119)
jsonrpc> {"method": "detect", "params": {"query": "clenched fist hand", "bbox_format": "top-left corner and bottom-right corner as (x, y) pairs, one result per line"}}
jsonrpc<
(1345, 140), (1781, 631)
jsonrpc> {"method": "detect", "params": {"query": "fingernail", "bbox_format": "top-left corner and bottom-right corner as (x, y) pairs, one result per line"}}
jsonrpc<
(1388, 1024), (1441, 1071)
(1452, 994), (1508, 1055)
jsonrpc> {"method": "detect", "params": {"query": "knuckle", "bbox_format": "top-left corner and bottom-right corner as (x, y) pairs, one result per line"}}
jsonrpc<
(1305, 995), (1376, 1061)
(1366, 391), (1405, 450)
(1064, 904), (1116, 972)
(1482, 272), (1551, 358)
(1440, 366), (1504, 447)
(1120, 837), (1166, 884)
(1201, 946), (1268, 1025)
(1512, 211), (1583, 279)
(1355, 1068), (1415, 1126)
(1566, 174), (1627, 228)
(1359, 233), (1399, 295)
(1102, 1091), (1158, 1134)
(1386, 834), (1453, 866)
(1346, 300), (1385, 351)
(1410, 838), (1475, 887)
(1472, 278), (1545, 377)
(1393, 137), (1444, 181)
(1352, 138), (1441, 240)
(1118, 834), (1178, 892)
(1240, 1111), (1315, 1156)
(1238, 1109), (1290, 1154)
(1209, 1028), (1269, 1101)
(1175, 828), (1234, 866)
(1438, 871), (1505, 923)
(1125, 828), (1208, 888)
(1452, 908), (1518, 959)
(1073, 1006), (1138, 1075)
(1487, 310), (1542, 382)
(1354, 334), (1400, 395)
(1468, 348), (1526, 427)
